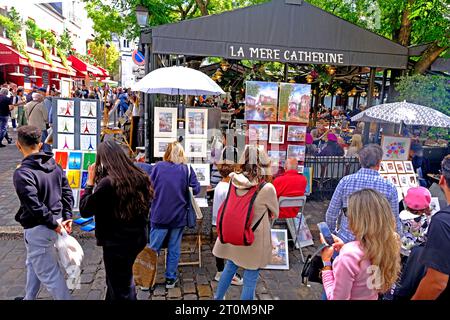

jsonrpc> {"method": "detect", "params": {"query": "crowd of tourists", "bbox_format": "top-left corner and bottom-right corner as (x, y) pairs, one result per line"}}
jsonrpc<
(10, 124), (449, 301)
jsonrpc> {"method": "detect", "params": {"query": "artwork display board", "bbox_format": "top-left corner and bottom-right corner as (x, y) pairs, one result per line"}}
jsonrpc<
(379, 160), (418, 201)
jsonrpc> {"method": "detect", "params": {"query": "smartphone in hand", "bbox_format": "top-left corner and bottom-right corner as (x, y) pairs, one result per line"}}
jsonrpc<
(317, 222), (334, 246)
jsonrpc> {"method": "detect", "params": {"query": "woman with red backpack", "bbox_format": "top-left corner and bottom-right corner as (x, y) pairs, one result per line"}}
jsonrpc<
(213, 145), (279, 300)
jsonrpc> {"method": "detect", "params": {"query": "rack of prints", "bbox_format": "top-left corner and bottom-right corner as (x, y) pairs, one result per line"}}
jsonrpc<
(54, 150), (97, 210)
(379, 160), (417, 200)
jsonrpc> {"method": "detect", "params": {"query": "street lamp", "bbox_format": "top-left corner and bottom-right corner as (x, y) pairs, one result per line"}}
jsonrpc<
(136, 5), (149, 27)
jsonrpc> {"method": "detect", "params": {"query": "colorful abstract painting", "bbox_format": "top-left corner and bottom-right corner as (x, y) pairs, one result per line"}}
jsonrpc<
(68, 152), (82, 170)
(54, 151), (68, 169)
(381, 136), (411, 161)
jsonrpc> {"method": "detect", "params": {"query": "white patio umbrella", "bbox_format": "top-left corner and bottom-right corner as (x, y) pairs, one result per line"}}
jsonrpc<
(351, 101), (450, 128)
(131, 66), (225, 96)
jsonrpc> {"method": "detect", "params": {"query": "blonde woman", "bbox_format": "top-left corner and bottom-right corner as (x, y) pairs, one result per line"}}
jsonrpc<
(321, 189), (401, 300)
(213, 146), (279, 300)
(148, 142), (201, 289)
(346, 134), (363, 157)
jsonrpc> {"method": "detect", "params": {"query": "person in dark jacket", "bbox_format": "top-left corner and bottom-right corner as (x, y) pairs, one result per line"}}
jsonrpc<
(79, 140), (153, 300)
(13, 125), (73, 300)
(149, 141), (201, 289)
(318, 133), (345, 156)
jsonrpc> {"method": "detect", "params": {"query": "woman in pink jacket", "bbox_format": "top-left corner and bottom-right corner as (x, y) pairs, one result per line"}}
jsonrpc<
(321, 189), (401, 300)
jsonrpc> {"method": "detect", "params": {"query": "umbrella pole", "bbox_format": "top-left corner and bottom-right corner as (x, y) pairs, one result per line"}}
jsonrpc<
(399, 121), (403, 135)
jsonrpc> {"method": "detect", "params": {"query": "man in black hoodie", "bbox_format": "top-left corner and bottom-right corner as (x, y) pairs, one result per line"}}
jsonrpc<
(13, 125), (73, 300)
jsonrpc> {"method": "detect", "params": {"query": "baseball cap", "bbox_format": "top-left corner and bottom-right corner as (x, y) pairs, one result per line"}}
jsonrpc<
(37, 87), (47, 93)
(404, 187), (431, 212)
(327, 133), (338, 142)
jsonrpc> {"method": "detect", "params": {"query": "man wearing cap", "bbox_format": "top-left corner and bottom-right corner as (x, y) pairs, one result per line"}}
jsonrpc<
(318, 133), (344, 156)
(412, 155), (450, 300)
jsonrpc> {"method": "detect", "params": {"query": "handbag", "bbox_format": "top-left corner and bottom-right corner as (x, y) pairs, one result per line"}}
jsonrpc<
(301, 243), (328, 286)
(186, 165), (202, 229)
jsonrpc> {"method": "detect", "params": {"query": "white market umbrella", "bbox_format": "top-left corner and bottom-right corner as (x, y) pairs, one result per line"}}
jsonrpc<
(351, 101), (450, 128)
(131, 66), (225, 96)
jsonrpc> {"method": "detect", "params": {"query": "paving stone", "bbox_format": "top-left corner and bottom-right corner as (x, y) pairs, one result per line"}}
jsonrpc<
(183, 294), (198, 300)
(196, 274), (209, 285)
(137, 290), (150, 300)
(199, 297), (212, 300)
(86, 290), (103, 300)
(258, 293), (273, 300)
(197, 284), (212, 298)
(80, 273), (95, 284)
(152, 285), (166, 297)
(167, 287), (182, 299)
(151, 296), (166, 300)
(182, 282), (196, 294)
(5, 285), (24, 298)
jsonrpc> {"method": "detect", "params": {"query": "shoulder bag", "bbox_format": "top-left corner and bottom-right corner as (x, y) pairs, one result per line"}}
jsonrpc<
(300, 243), (328, 286)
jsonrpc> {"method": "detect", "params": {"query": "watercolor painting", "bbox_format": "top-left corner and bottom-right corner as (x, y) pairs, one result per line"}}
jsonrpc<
(57, 134), (75, 150)
(278, 83), (311, 123)
(57, 100), (74, 117)
(80, 119), (98, 135)
(265, 229), (289, 270)
(248, 124), (269, 141)
(381, 136), (411, 161)
(245, 81), (278, 122)
(80, 135), (97, 151)
(57, 117), (75, 134)
(287, 125), (307, 142)
(80, 101), (97, 118)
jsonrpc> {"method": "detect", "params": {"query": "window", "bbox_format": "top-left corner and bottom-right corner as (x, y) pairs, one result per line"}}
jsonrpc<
(48, 2), (63, 16)
(123, 39), (129, 48)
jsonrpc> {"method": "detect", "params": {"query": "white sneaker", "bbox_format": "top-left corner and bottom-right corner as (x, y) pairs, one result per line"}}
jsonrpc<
(214, 272), (222, 282)
(231, 274), (243, 286)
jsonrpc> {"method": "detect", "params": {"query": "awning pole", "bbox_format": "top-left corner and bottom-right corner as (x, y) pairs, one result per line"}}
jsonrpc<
(363, 67), (376, 144)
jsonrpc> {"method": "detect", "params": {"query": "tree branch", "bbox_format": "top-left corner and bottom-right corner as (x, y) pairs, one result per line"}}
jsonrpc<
(413, 41), (448, 74)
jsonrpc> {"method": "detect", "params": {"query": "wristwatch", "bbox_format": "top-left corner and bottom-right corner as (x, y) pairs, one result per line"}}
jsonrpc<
(322, 261), (332, 270)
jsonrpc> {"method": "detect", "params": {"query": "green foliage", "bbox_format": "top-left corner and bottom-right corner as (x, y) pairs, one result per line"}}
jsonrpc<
(25, 19), (54, 65)
(396, 74), (450, 116)
(88, 42), (120, 76)
(0, 8), (30, 61)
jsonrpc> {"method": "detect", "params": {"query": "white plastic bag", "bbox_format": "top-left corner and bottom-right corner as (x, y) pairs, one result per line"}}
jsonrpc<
(55, 227), (84, 270)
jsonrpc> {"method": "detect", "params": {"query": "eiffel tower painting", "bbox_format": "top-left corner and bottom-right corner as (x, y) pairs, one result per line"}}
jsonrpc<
(70, 173), (76, 186)
(63, 137), (69, 149)
(88, 137), (94, 151)
(83, 122), (90, 134)
(64, 103), (72, 116)
(63, 121), (69, 132)
(88, 105), (94, 117)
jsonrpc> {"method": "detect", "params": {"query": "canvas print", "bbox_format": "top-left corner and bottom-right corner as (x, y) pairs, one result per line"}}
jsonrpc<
(268, 150), (287, 163)
(278, 83), (311, 123)
(190, 164), (210, 186)
(245, 81), (278, 122)
(265, 229), (289, 270)
(403, 161), (414, 174)
(57, 134), (74, 150)
(68, 152), (82, 170)
(248, 124), (269, 141)
(81, 171), (89, 189)
(388, 174), (400, 187)
(269, 125), (285, 144)
(185, 139), (207, 158)
(303, 167), (313, 194)
(54, 151), (68, 169)
(154, 138), (175, 157)
(80, 119), (98, 135)
(67, 170), (81, 189)
(186, 108), (208, 139)
(80, 135), (97, 151)
(407, 174), (418, 187)
(395, 161), (406, 174)
(57, 100), (74, 117)
(57, 117), (75, 134)
(381, 136), (411, 161)
(287, 145), (306, 162)
(83, 153), (96, 170)
(379, 161), (387, 174)
(399, 174), (409, 187)
(80, 101), (97, 118)
(287, 125), (307, 142)
(385, 161), (397, 173)
(293, 216), (314, 248)
(155, 107), (177, 138)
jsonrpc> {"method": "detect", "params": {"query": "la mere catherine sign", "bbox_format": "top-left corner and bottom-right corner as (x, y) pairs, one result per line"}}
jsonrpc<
(229, 45), (344, 64)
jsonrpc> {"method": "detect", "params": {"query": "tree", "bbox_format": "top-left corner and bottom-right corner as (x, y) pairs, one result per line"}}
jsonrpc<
(88, 42), (120, 77)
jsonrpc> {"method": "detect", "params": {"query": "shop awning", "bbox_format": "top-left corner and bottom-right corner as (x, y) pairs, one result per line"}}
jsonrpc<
(68, 55), (107, 78)
(0, 42), (75, 76)
(96, 65), (109, 78)
(151, 0), (408, 69)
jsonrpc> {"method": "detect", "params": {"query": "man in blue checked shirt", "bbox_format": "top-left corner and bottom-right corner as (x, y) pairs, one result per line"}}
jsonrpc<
(326, 144), (402, 243)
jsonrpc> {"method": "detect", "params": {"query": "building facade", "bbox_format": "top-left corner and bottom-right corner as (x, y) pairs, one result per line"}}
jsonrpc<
(111, 35), (137, 88)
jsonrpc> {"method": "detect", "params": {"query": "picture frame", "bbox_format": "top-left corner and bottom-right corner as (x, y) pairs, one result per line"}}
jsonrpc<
(185, 108), (208, 139)
(403, 161), (414, 174)
(57, 117), (75, 134)
(264, 229), (289, 270)
(395, 161), (406, 174)
(154, 107), (178, 138)
(190, 163), (210, 186)
(269, 124), (286, 144)
(268, 150), (287, 163)
(407, 174), (418, 187)
(381, 174), (390, 182)
(287, 144), (306, 162)
(388, 174), (400, 187)
(185, 139), (207, 158)
(80, 101), (97, 118)
(381, 135), (411, 161)
(287, 125), (307, 142)
(154, 138), (176, 158)
(248, 124), (269, 141)
(385, 161), (397, 173)
(398, 174), (410, 187)
(245, 81), (278, 122)
(379, 161), (387, 174)
(278, 83), (311, 123)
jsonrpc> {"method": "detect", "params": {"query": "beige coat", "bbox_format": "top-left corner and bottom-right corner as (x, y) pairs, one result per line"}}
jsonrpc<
(213, 173), (279, 270)
(25, 100), (48, 130)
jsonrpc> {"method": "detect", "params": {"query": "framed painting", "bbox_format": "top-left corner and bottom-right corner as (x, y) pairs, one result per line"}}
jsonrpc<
(80, 101), (97, 118)
(385, 161), (397, 173)
(245, 81), (278, 122)
(403, 161), (414, 174)
(154, 107), (177, 138)
(264, 229), (289, 270)
(287, 145), (306, 162)
(154, 138), (176, 158)
(185, 139), (207, 158)
(185, 108), (208, 139)
(269, 124), (285, 144)
(248, 124), (269, 141)
(278, 83), (311, 123)
(190, 163), (210, 186)
(287, 125), (307, 142)
(381, 136), (411, 161)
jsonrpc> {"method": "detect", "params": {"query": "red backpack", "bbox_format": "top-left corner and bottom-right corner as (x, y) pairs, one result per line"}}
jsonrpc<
(216, 180), (267, 246)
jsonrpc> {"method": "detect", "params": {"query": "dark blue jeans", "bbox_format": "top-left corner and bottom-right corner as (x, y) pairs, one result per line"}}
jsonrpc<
(0, 116), (8, 143)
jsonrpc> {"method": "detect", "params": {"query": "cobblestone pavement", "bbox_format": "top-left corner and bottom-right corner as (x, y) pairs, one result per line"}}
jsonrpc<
(0, 126), (329, 300)
(0, 199), (328, 301)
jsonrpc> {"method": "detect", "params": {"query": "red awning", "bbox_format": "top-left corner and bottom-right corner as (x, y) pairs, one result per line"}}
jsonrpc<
(0, 41), (75, 76)
(96, 65), (109, 78)
(68, 55), (107, 78)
